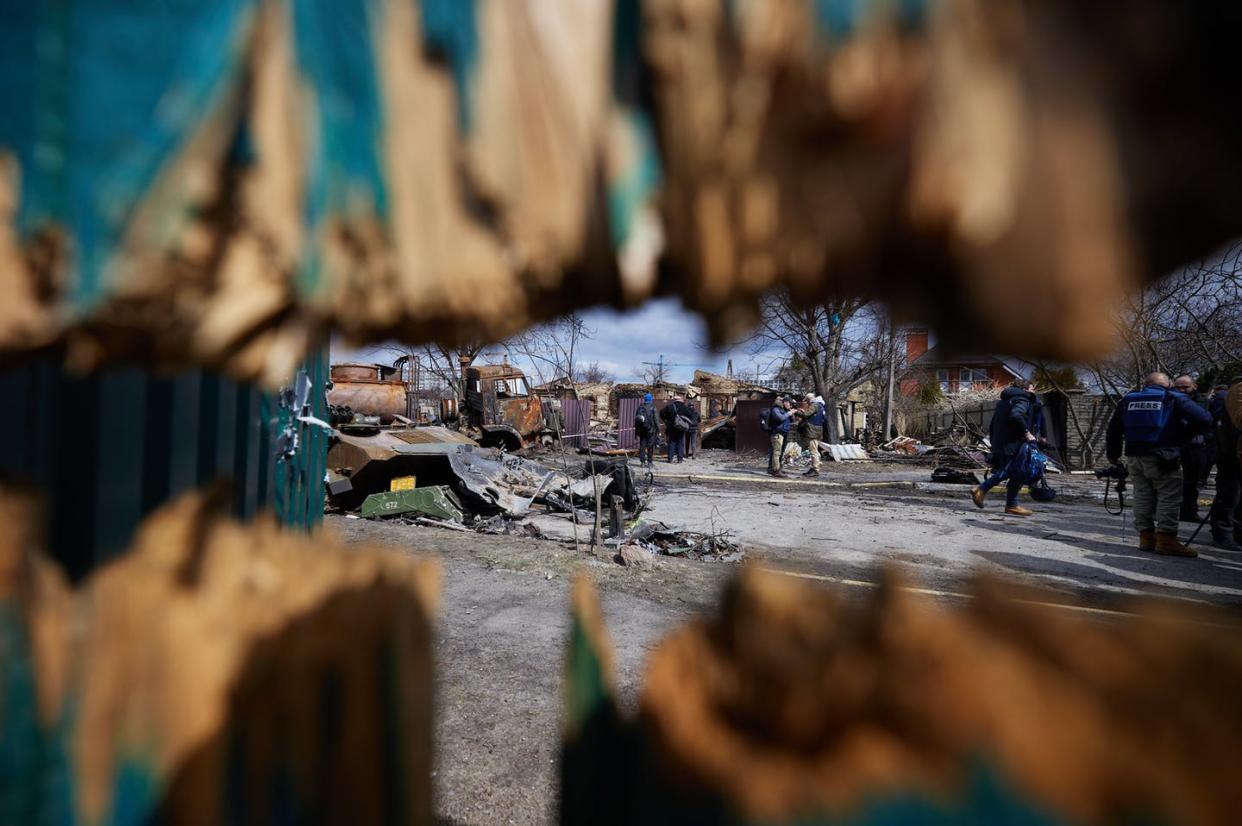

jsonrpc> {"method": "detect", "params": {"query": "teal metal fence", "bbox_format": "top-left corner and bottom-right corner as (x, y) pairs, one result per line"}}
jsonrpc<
(0, 349), (327, 581)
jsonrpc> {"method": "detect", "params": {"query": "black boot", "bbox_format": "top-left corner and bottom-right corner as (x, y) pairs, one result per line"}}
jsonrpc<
(1212, 529), (1242, 552)
(1180, 508), (1201, 523)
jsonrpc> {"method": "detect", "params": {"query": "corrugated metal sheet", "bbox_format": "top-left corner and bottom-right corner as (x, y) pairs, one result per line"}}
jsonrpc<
(826, 444), (870, 461)
(617, 397), (639, 450)
(733, 399), (771, 455)
(562, 399), (592, 448)
(0, 349), (327, 582)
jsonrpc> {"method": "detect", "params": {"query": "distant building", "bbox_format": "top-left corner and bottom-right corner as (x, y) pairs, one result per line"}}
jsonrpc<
(689, 370), (775, 418)
(608, 381), (697, 419)
(531, 378), (613, 414)
(900, 328), (1033, 395)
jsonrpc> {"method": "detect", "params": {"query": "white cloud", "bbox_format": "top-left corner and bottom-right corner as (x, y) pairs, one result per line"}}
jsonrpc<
(329, 298), (773, 384)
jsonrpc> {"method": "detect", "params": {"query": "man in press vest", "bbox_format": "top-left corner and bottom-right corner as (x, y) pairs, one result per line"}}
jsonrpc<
(1105, 372), (1213, 557)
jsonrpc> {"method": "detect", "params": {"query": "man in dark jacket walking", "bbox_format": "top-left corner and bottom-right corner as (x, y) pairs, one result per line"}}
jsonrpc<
(1208, 379), (1242, 550)
(634, 393), (658, 467)
(1173, 375), (1212, 521)
(1105, 371), (1213, 556)
(971, 380), (1043, 516)
(661, 396), (686, 463)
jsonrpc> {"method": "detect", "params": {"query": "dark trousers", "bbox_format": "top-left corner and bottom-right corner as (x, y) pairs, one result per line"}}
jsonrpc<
(667, 429), (684, 462)
(638, 432), (656, 465)
(1182, 444), (1211, 515)
(979, 465), (1023, 507)
(683, 430), (696, 457)
(1210, 452), (1241, 536)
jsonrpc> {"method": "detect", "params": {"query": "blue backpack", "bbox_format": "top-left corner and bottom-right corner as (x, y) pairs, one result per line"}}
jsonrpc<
(1120, 387), (1175, 446)
(1008, 442), (1049, 486)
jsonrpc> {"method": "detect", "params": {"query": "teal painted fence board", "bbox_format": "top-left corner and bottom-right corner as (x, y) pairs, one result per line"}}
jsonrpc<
(0, 348), (327, 581)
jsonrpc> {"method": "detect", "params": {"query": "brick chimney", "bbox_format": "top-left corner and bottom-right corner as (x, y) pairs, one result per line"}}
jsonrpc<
(905, 328), (929, 365)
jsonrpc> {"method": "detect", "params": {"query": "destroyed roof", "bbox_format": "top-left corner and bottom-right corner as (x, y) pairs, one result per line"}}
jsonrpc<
(469, 363), (529, 379)
(612, 381), (698, 398)
(531, 377), (575, 391)
(690, 369), (774, 394)
(532, 378), (613, 396)
(910, 347), (1035, 379)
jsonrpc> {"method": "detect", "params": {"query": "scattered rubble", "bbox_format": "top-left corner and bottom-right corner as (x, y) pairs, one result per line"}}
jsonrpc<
(930, 467), (982, 485)
(622, 521), (745, 563)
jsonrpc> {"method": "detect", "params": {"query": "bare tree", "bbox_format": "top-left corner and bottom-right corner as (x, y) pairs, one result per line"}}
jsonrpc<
(633, 363), (665, 385)
(507, 312), (609, 552)
(574, 361), (615, 385)
(507, 313), (594, 387)
(1088, 241), (1242, 392)
(739, 293), (892, 441)
(380, 340), (495, 401)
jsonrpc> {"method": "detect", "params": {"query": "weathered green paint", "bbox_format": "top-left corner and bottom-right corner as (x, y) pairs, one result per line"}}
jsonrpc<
(361, 486), (463, 523)
(0, 346), (328, 580)
(270, 344), (329, 532)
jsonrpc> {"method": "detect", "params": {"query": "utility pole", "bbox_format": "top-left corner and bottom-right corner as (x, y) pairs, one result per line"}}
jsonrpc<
(883, 324), (897, 441)
(640, 354), (696, 385)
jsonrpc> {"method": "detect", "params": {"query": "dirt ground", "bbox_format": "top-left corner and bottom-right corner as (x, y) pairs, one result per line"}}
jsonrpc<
(328, 448), (1242, 825)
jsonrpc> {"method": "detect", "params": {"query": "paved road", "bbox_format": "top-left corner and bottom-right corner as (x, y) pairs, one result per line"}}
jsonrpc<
(640, 477), (1242, 607)
(329, 459), (1241, 825)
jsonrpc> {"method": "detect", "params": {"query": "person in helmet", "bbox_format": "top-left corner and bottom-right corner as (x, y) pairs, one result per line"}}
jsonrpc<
(1105, 371), (1213, 557)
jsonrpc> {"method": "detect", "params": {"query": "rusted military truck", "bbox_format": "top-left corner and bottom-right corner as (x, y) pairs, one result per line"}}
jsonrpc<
(460, 356), (556, 450)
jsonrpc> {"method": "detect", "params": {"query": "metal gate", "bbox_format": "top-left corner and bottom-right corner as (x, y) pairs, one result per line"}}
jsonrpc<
(562, 399), (592, 448)
(734, 399), (772, 454)
(617, 397), (639, 449)
(0, 350), (328, 582)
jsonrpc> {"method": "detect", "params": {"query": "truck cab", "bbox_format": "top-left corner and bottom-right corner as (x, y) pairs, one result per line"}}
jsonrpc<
(461, 357), (553, 450)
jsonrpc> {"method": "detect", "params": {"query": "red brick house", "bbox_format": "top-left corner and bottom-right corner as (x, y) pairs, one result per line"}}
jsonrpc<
(900, 329), (1033, 395)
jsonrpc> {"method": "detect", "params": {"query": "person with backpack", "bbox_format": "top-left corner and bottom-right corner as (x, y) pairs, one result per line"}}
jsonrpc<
(764, 397), (794, 477)
(661, 396), (687, 463)
(681, 398), (701, 459)
(971, 379), (1044, 515)
(634, 393), (658, 467)
(1105, 371), (1213, 556)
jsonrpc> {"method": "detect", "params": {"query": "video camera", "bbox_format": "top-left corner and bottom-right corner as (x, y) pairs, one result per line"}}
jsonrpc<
(1095, 463), (1128, 514)
(1094, 463), (1128, 486)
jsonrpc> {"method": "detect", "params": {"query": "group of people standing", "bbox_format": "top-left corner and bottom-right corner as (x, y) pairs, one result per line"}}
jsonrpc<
(1102, 371), (1240, 557)
(631, 390), (828, 474)
(763, 394), (827, 477)
(970, 371), (1242, 558)
(632, 393), (699, 467)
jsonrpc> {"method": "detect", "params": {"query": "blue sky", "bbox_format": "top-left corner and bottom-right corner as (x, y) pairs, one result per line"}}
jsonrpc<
(333, 298), (770, 384)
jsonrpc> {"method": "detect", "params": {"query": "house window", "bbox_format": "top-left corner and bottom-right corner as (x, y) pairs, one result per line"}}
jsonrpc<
(936, 369), (952, 394)
(959, 368), (989, 390)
